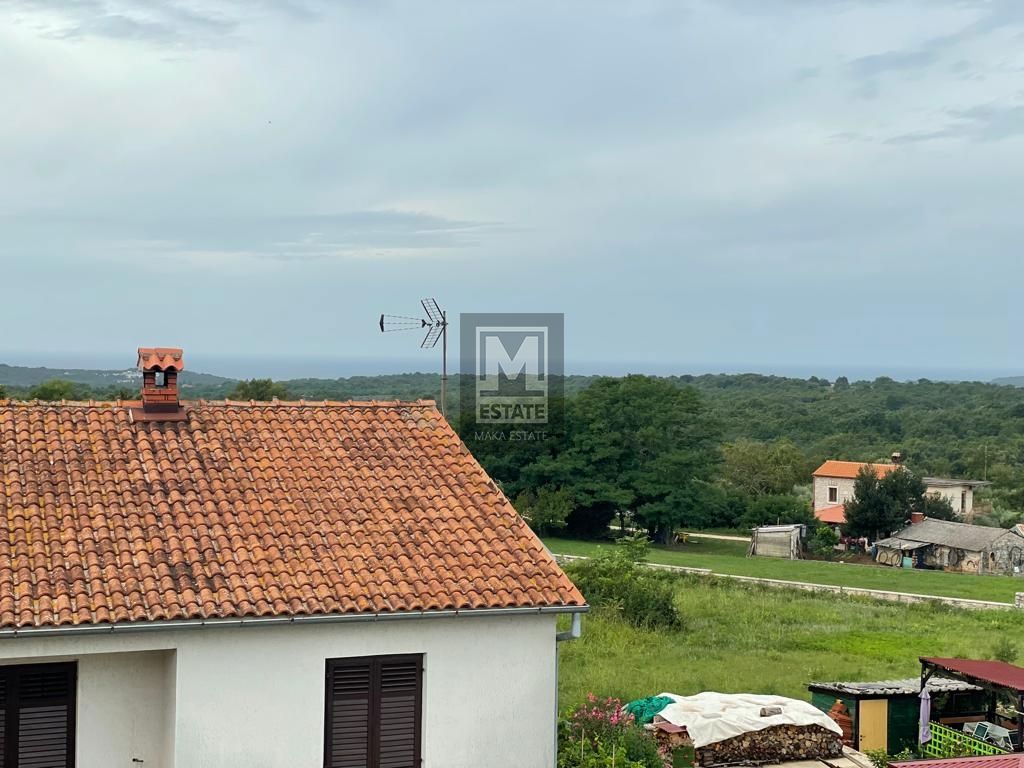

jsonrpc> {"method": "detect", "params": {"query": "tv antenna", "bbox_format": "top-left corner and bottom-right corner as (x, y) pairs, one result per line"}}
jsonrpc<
(379, 298), (449, 418)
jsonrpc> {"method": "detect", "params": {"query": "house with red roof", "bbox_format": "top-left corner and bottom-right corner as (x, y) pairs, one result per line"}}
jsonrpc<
(812, 457), (988, 527)
(0, 348), (586, 768)
(812, 459), (899, 526)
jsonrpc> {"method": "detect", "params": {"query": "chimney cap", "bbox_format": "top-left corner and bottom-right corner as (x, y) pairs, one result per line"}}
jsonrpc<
(137, 347), (185, 372)
(910, 510), (925, 524)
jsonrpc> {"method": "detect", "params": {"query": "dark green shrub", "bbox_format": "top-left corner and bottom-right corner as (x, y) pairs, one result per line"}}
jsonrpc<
(566, 535), (681, 629)
(809, 525), (840, 557)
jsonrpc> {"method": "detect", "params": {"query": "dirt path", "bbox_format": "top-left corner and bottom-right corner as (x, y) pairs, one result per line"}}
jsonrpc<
(682, 531), (751, 543)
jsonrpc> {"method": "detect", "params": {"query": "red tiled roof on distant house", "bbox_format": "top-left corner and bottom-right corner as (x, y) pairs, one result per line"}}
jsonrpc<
(813, 460), (899, 480)
(814, 504), (847, 525)
(0, 395), (585, 630)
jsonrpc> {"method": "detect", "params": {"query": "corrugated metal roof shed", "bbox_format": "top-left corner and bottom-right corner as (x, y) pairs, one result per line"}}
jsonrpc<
(809, 678), (981, 698)
(880, 519), (1018, 552)
(923, 658), (1024, 693)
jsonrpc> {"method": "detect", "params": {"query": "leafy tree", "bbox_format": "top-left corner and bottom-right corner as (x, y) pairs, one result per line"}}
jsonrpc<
(0, 384), (6, 399)
(515, 487), (573, 536)
(920, 493), (956, 521)
(809, 525), (840, 557)
(538, 376), (720, 542)
(228, 378), (290, 401)
(844, 468), (902, 540)
(844, 466), (939, 539)
(27, 379), (82, 401)
(721, 438), (809, 496)
(740, 493), (814, 529)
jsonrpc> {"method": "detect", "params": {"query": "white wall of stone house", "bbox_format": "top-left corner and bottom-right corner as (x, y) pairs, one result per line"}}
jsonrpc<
(0, 612), (560, 768)
(924, 484), (975, 516)
(812, 476), (857, 510)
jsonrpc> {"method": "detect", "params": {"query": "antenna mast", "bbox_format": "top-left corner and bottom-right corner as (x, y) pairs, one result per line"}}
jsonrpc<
(378, 298), (449, 418)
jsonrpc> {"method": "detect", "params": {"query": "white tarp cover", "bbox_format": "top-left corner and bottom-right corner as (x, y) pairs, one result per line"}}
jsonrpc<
(654, 692), (843, 748)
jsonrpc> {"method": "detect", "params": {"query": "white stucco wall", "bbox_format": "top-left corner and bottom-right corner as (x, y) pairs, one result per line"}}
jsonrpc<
(0, 649), (175, 768)
(925, 484), (974, 516)
(0, 613), (560, 768)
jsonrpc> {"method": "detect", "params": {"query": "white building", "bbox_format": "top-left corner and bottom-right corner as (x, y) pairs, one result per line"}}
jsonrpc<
(921, 477), (990, 518)
(0, 348), (586, 768)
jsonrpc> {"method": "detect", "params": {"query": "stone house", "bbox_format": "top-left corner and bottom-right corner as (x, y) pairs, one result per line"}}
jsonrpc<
(874, 516), (1024, 575)
(812, 459), (989, 527)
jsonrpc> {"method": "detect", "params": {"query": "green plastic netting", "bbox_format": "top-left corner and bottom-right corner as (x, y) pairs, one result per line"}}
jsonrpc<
(622, 695), (674, 725)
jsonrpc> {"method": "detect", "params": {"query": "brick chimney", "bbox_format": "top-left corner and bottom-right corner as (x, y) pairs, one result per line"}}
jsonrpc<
(133, 347), (187, 422)
(910, 510), (925, 524)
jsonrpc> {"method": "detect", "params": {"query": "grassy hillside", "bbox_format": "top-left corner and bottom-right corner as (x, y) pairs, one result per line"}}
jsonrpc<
(558, 577), (1024, 705)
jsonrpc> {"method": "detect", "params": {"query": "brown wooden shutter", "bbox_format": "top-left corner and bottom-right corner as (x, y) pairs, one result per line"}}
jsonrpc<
(377, 660), (420, 768)
(325, 656), (421, 768)
(326, 661), (372, 768)
(0, 663), (75, 768)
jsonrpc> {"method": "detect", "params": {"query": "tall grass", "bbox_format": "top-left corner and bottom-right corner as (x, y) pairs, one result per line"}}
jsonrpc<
(559, 576), (1024, 705)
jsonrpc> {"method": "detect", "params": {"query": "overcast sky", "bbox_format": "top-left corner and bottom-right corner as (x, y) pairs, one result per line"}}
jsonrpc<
(2, 0), (1023, 379)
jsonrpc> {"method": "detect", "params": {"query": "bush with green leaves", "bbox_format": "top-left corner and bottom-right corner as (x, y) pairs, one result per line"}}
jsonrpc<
(809, 525), (840, 557)
(558, 694), (668, 768)
(516, 486), (574, 536)
(566, 535), (680, 629)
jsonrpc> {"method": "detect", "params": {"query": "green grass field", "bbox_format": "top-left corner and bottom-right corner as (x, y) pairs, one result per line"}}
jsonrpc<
(544, 536), (1024, 602)
(557, 577), (1024, 707)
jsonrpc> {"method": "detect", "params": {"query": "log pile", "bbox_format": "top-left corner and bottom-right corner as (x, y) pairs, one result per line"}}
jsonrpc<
(694, 724), (843, 766)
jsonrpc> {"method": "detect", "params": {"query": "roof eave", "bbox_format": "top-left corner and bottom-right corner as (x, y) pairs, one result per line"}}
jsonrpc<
(0, 604), (591, 640)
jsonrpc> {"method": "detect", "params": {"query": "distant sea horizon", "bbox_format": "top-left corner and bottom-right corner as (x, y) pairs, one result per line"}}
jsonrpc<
(1, 350), (1022, 384)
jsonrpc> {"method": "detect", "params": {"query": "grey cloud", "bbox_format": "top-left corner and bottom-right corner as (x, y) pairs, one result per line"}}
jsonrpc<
(850, 49), (941, 78)
(6, 0), (319, 47)
(885, 102), (1024, 144)
(845, 0), (1024, 89)
(0, 211), (505, 265)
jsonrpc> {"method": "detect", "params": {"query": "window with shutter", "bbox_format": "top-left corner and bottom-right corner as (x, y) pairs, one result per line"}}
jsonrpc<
(325, 655), (421, 768)
(0, 663), (75, 768)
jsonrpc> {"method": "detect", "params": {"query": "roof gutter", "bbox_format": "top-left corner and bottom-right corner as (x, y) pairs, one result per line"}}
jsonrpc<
(0, 604), (589, 641)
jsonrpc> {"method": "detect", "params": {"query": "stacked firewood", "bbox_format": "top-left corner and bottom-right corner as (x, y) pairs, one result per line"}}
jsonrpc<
(694, 724), (843, 766)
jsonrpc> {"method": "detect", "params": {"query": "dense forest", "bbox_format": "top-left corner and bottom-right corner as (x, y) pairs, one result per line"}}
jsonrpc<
(6, 368), (1024, 535)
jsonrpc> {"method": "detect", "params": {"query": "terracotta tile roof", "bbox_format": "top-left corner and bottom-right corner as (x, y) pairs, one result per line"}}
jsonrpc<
(814, 504), (847, 525)
(137, 347), (184, 371)
(0, 399), (584, 629)
(812, 460), (898, 480)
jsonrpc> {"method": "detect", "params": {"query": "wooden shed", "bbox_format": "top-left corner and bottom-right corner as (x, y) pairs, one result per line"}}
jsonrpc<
(809, 678), (986, 754)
